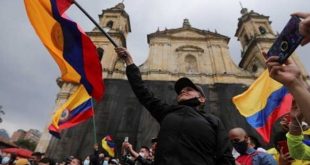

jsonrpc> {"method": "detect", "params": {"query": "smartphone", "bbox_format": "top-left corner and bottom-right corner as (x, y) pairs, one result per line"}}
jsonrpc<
(124, 136), (129, 142)
(277, 140), (289, 154)
(267, 16), (304, 63)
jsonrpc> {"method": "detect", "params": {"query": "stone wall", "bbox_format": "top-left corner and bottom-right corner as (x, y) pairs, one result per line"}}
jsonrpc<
(45, 79), (268, 161)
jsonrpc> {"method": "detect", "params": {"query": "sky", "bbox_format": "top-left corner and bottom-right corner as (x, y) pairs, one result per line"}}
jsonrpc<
(1, 0), (310, 137)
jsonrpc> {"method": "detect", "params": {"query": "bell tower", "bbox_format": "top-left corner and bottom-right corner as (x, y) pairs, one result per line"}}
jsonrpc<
(235, 7), (276, 74)
(87, 2), (131, 79)
(236, 7), (309, 82)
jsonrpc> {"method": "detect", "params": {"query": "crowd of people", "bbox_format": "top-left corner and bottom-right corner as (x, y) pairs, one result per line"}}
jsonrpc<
(1, 12), (310, 165)
(0, 140), (156, 165)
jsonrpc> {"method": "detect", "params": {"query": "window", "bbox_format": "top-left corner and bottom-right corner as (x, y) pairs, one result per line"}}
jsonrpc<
(259, 26), (266, 35)
(244, 34), (250, 44)
(252, 64), (258, 72)
(185, 55), (198, 73)
(96, 47), (104, 60)
(114, 59), (124, 70)
(106, 21), (113, 29)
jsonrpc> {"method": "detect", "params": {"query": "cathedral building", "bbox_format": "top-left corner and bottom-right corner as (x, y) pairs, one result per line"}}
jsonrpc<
(36, 3), (309, 160)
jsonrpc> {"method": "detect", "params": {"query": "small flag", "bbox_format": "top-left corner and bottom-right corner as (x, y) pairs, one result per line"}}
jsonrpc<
(102, 135), (116, 157)
(48, 85), (94, 138)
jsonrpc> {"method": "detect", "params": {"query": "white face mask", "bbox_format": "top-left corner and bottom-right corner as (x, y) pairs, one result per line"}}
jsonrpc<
(103, 160), (108, 165)
(139, 152), (145, 158)
(2, 157), (10, 164)
(83, 160), (90, 165)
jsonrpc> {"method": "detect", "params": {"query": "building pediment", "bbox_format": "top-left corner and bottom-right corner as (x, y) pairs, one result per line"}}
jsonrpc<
(171, 30), (206, 38)
(147, 27), (230, 43)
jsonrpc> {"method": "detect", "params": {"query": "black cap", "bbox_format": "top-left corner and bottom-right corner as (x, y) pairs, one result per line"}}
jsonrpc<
(174, 77), (205, 97)
(151, 137), (158, 143)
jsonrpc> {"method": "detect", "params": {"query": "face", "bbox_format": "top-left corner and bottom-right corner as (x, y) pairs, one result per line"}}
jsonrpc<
(99, 153), (104, 159)
(70, 159), (80, 165)
(31, 155), (42, 163)
(280, 114), (290, 132)
(151, 142), (157, 151)
(177, 87), (205, 103)
(139, 148), (150, 158)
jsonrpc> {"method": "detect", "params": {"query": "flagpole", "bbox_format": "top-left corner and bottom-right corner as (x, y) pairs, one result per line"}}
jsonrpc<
(73, 0), (119, 48)
(91, 99), (98, 144)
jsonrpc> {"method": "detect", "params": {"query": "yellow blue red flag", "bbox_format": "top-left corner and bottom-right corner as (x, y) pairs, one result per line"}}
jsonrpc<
(48, 85), (94, 138)
(102, 135), (116, 157)
(24, 0), (104, 100)
(233, 70), (292, 143)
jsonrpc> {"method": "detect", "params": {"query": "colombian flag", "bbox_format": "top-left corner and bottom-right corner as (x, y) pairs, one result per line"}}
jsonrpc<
(233, 70), (293, 143)
(48, 85), (94, 138)
(102, 135), (116, 157)
(24, 0), (104, 100)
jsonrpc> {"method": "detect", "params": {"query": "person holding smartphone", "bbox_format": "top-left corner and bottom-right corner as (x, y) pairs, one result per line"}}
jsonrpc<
(266, 11), (310, 123)
(266, 11), (310, 162)
(121, 140), (153, 165)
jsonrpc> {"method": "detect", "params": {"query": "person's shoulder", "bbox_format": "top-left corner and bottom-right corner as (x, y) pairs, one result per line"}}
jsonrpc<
(201, 111), (221, 121)
(198, 111), (222, 129)
(256, 150), (275, 159)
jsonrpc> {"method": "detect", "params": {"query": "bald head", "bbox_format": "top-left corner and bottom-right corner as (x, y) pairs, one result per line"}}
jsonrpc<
(229, 128), (247, 136)
(228, 127), (248, 142)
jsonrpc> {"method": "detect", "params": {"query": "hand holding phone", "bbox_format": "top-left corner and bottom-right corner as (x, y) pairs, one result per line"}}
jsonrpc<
(267, 16), (304, 63)
(124, 136), (129, 142)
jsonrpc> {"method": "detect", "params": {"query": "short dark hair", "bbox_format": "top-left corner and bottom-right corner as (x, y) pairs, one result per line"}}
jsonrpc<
(151, 137), (158, 143)
(140, 146), (150, 152)
(32, 152), (44, 157)
(71, 158), (82, 165)
(248, 135), (261, 149)
(39, 157), (55, 165)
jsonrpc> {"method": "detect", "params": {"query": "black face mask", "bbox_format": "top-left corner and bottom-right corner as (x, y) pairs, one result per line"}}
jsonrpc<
(232, 140), (248, 155)
(178, 97), (201, 107)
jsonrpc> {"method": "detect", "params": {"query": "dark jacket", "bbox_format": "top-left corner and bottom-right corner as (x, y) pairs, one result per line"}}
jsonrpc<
(126, 64), (235, 165)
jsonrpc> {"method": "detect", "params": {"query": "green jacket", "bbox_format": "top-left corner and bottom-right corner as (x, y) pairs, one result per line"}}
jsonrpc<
(286, 132), (310, 160)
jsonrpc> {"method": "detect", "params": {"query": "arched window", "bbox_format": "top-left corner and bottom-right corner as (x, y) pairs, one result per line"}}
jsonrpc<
(259, 26), (267, 35)
(244, 34), (250, 44)
(96, 47), (104, 60)
(185, 55), (198, 73)
(252, 64), (258, 72)
(106, 21), (113, 29)
(114, 59), (125, 70)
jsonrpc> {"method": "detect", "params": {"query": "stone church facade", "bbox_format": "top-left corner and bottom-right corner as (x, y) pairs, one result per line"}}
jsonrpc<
(36, 3), (310, 160)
